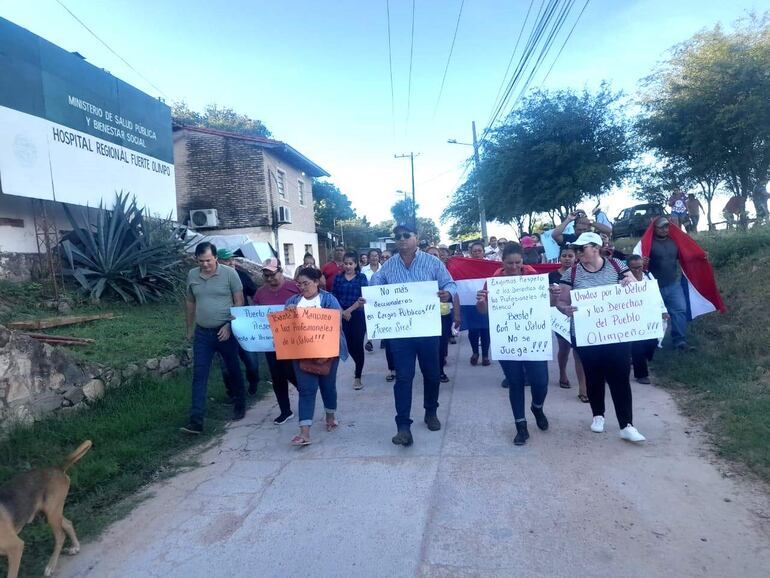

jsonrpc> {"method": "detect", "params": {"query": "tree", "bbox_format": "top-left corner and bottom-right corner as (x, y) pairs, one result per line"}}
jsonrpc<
(443, 85), (636, 234)
(639, 14), (770, 220)
(172, 102), (272, 138)
(391, 197), (417, 227)
(416, 217), (441, 246)
(312, 180), (356, 233)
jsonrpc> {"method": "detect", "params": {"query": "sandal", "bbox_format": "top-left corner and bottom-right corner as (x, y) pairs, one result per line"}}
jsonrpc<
(481, 357), (491, 366)
(291, 435), (312, 446)
(386, 373), (395, 382)
(559, 380), (571, 389)
(577, 394), (589, 403)
(326, 418), (339, 432)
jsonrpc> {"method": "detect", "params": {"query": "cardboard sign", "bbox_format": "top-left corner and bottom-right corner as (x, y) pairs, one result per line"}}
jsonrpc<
(550, 307), (572, 342)
(486, 274), (552, 361)
(230, 305), (284, 352)
(361, 281), (441, 339)
(268, 307), (340, 360)
(572, 280), (666, 346)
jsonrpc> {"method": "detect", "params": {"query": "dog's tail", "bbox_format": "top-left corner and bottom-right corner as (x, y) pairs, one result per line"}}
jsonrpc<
(62, 440), (93, 472)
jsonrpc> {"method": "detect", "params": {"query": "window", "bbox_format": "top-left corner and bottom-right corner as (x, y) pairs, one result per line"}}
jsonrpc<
(304, 244), (313, 256)
(283, 243), (295, 265)
(277, 169), (286, 200)
(298, 179), (305, 206)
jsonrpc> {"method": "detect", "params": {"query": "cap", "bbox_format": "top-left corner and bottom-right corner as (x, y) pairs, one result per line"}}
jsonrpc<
(520, 236), (535, 248)
(393, 222), (417, 235)
(572, 232), (603, 246)
(654, 216), (670, 227)
(217, 248), (234, 260)
(261, 257), (281, 272)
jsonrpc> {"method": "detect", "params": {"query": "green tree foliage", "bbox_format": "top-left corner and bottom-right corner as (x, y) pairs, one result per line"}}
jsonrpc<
(416, 218), (441, 246)
(443, 85), (635, 234)
(391, 197), (417, 226)
(335, 217), (373, 251)
(312, 180), (356, 233)
(172, 102), (272, 138)
(639, 14), (770, 218)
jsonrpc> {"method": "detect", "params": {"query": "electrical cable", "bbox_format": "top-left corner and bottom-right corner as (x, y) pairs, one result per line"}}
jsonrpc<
(541, 0), (590, 85)
(406, 0), (416, 130)
(386, 0), (396, 137)
(432, 0), (466, 119)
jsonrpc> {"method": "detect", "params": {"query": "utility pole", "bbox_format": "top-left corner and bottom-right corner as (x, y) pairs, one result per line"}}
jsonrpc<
(472, 121), (487, 242)
(395, 152), (419, 231)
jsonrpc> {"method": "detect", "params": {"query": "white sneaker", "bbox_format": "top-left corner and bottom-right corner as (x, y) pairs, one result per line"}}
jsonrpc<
(590, 416), (605, 433)
(620, 425), (646, 442)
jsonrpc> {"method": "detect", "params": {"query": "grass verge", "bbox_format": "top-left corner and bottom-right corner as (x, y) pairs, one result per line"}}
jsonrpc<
(0, 368), (267, 577)
(651, 226), (770, 482)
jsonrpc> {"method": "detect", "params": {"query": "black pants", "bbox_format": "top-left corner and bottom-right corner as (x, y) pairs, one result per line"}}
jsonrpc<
(631, 339), (657, 379)
(576, 342), (633, 429)
(468, 327), (490, 357)
(440, 314), (452, 371)
(265, 352), (295, 416)
(384, 339), (395, 371)
(342, 311), (366, 379)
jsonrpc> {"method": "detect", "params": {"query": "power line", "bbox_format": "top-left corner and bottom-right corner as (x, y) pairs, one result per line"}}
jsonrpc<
(54, 0), (170, 100)
(541, 0), (590, 85)
(432, 0), (466, 119)
(405, 0), (416, 130)
(386, 0), (396, 136)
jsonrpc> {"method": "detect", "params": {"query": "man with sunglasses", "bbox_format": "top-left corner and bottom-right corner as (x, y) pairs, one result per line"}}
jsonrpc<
(253, 258), (300, 424)
(369, 223), (456, 447)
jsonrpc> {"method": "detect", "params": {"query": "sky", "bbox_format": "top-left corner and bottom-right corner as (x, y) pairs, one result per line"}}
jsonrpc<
(1, 0), (764, 240)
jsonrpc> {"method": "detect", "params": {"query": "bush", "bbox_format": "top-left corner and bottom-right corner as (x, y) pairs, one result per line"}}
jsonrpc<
(61, 194), (186, 303)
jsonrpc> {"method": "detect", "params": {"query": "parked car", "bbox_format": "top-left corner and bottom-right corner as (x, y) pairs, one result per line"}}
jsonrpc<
(612, 203), (665, 238)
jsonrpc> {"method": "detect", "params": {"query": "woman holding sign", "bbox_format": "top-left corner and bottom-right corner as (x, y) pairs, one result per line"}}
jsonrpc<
(477, 243), (546, 446)
(332, 251), (368, 390)
(556, 232), (646, 443)
(286, 267), (349, 446)
(468, 241), (492, 366)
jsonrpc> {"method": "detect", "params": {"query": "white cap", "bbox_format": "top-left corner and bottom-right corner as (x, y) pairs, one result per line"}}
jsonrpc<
(572, 232), (603, 246)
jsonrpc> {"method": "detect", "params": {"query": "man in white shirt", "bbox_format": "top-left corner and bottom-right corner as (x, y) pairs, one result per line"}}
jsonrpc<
(484, 236), (501, 261)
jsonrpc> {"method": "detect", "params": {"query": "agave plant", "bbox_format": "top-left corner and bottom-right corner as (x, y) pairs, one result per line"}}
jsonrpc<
(61, 193), (186, 303)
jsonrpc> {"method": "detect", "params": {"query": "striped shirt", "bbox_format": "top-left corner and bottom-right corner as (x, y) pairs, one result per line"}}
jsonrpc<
(370, 249), (456, 293)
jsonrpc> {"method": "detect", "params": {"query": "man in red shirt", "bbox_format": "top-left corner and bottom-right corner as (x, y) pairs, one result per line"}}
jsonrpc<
(253, 258), (300, 424)
(321, 245), (345, 291)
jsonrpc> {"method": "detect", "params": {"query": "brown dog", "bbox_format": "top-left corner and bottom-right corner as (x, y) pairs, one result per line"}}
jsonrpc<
(0, 440), (92, 578)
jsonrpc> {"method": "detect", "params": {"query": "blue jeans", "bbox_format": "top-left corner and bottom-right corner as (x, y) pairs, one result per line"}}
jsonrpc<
(499, 361), (548, 422)
(389, 337), (441, 429)
(659, 282), (688, 346)
(191, 326), (245, 427)
(292, 359), (339, 427)
(220, 348), (261, 393)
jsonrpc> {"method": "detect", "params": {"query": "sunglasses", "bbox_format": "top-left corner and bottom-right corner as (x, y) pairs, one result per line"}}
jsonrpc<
(394, 232), (413, 240)
(262, 270), (279, 277)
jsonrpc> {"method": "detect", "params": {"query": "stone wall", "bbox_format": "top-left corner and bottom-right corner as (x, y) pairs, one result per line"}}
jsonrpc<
(0, 325), (193, 428)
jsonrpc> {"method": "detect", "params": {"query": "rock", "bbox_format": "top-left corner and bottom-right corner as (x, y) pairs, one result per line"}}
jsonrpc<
(63, 386), (85, 405)
(32, 393), (62, 413)
(11, 405), (34, 426)
(57, 301), (73, 314)
(145, 358), (160, 371)
(83, 378), (105, 401)
(158, 355), (180, 374)
(122, 363), (141, 381)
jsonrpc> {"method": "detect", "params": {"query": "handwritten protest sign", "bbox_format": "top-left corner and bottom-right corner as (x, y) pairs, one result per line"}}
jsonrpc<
(230, 305), (284, 352)
(572, 280), (665, 347)
(361, 281), (441, 339)
(550, 307), (572, 342)
(268, 308), (340, 360)
(487, 274), (552, 361)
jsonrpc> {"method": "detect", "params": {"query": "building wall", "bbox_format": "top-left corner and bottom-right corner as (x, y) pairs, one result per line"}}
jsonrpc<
(174, 130), (270, 229)
(263, 150), (315, 236)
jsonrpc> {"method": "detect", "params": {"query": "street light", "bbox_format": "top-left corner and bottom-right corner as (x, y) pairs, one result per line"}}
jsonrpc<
(447, 121), (487, 241)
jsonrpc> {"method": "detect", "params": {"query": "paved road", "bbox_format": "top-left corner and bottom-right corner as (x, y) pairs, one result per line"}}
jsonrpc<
(61, 336), (770, 578)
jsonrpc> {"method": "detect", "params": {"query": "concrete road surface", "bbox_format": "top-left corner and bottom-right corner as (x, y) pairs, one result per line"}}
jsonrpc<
(60, 336), (770, 578)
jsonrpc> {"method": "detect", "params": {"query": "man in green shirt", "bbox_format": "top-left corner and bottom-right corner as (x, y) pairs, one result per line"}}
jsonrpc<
(181, 242), (246, 434)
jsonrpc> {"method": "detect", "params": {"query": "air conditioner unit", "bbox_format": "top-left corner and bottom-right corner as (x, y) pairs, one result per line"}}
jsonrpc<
(189, 209), (219, 228)
(276, 206), (292, 224)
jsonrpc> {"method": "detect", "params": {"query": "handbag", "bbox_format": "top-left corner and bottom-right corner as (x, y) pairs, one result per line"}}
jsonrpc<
(299, 357), (335, 376)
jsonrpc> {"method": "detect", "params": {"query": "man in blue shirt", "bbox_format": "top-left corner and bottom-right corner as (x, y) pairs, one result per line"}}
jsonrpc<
(370, 224), (457, 446)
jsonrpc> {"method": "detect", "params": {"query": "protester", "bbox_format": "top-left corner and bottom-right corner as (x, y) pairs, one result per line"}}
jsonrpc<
(381, 249), (392, 262)
(181, 242), (246, 434)
(467, 241), (491, 366)
(332, 251), (368, 390)
(369, 223), (456, 447)
(521, 235), (544, 264)
(359, 253), (368, 268)
(439, 246), (461, 347)
(592, 204), (614, 231)
(285, 267), (348, 446)
(668, 189), (688, 230)
(552, 211), (611, 246)
(626, 255), (661, 384)
(295, 253), (325, 286)
(556, 232), (646, 443)
(322, 245), (346, 291)
(361, 248), (381, 352)
(645, 217), (691, 350)
(723, 195), (747, 229)
(548, 246), (588, 402)
(216, 248), (261, 396)
(685, 194), (704, 233)
(599, 232), (627, 261)
(485, 236), (501, 260)
(476, 243), (547, 446)
(252, 258), (299, 424)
